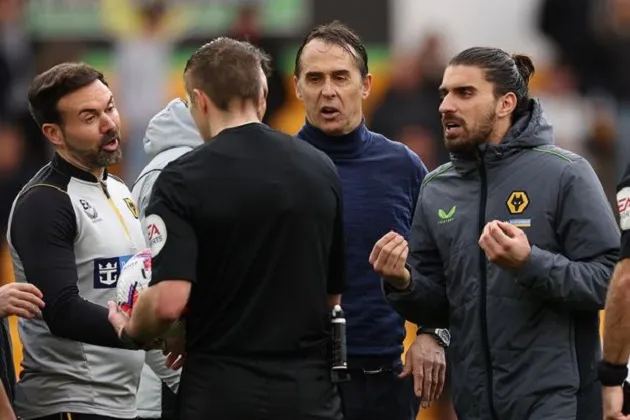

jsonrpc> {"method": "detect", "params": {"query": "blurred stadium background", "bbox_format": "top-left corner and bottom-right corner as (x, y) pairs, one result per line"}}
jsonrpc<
(0, 0), (628, 418)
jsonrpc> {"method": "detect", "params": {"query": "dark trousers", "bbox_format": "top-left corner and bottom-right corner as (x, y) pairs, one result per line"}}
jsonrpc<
(177, 354), (343, 420)
(576, 380), (602, 420)
(338, 356), (419, 420)
(32, 415), (126, 420)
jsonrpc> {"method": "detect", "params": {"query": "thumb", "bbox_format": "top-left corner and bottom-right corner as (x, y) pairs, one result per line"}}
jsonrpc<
(107, 301), (118, 316)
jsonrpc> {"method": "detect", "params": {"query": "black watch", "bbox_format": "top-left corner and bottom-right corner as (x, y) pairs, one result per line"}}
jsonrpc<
(119, 327), (161, 351)
(119, 327), (144, 350)
(417, 327), (450, 348)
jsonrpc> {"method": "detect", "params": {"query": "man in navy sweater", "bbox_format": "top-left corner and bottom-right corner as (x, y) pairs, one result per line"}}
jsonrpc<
(294, 21), (447, 419)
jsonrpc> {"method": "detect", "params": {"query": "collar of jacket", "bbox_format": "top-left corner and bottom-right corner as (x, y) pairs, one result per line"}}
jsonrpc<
(51, 152), (108, 183)
(450, 98), (554, 174)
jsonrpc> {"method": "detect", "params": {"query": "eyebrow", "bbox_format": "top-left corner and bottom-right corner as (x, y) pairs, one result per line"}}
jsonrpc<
(78, 95), (114, 116)
(439, 85), (477, 96)
(304, 69), (351, 77)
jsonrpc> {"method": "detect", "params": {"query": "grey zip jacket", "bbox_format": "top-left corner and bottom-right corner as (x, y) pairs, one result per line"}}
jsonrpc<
(385, 100), (619, 420)
(131, 98), (202, 418)
(133, 98), (202, 232)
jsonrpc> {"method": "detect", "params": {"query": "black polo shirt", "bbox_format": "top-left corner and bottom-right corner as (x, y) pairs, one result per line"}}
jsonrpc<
(146, 122), (347, 359)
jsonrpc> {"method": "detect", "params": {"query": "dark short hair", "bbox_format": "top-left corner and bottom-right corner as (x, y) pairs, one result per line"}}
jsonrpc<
(294, 20), (369, 78)
(28, 62), (108, 127)
(184, 37), (271, 111)
(449, 47), (536, 119)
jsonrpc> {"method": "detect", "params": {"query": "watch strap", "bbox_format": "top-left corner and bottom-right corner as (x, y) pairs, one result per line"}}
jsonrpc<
(119, 327), (161, 351)
(417, 327), (437, 336)
(119, 327), (143, 350)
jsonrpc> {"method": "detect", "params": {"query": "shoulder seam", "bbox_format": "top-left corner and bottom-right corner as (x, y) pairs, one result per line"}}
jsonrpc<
(532, 146), (574, 162)
(108, 173), (125, 184)
(132, 168), (162, 191)
(20, 183), (69, 197)
(422, 163), (454, 185)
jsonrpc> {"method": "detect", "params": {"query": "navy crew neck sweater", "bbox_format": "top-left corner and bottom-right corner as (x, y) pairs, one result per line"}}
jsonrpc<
(298, 120), (428, 357)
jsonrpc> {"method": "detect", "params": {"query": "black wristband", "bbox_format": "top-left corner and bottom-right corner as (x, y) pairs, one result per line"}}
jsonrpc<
(119, 327), (142, 350)
(598, 360), (629, 386)
(120, 327), (164, 351)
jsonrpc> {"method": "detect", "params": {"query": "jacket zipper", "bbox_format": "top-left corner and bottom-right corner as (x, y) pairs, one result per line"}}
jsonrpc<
(478, 158), (499, 420)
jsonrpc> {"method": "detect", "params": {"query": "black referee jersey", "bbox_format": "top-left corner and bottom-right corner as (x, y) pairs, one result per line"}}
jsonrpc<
(145, 122), (346, 420)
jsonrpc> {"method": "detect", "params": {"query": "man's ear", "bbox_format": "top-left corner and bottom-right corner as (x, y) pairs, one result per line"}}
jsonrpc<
(293, 75), (302, 101)
(497, 92), (517, 119)
(193, 89), (209, 114)
(257, 90), (267, 121)
(42, 123), (64, 148)
(361, 73), (373, 100)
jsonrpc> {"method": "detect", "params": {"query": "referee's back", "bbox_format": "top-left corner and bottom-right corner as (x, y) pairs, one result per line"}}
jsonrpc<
(147, 37), (346, 419)
(156, 122), (346, 358)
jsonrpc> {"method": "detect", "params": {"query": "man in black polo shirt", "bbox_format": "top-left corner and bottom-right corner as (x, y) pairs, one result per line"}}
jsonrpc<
(108, 37), (347, 420)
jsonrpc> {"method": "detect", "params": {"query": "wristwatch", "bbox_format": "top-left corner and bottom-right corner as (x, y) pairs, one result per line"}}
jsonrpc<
(119, 326), (162, 351)
(119, 327), (144, 350)
(417, 327), (451, 348)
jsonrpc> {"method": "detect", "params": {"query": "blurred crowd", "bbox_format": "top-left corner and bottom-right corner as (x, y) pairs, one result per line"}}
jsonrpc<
(1, 0), (628, 240)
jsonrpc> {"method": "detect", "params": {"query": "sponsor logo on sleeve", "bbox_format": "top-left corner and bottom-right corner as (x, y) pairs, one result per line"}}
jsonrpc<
(145, 214), (167, 256)
(618, 187), (630, 231)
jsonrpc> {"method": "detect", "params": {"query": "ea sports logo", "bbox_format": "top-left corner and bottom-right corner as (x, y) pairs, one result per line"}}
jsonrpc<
(144, 214), (167, 256)
(148, 223), (161, 241)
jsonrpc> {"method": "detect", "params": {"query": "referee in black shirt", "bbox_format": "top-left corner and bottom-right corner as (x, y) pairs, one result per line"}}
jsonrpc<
(107, 37), (347, 420)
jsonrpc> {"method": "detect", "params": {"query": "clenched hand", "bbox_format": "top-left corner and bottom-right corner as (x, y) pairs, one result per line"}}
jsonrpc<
(369, 231), (411, 290)
(479, 221), (531, 270)
(0, 282), (44, 319)
(400, 333), (446, 407)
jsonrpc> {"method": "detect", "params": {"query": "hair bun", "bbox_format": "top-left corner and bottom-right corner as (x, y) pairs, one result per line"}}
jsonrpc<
(512, 54), (535, 85)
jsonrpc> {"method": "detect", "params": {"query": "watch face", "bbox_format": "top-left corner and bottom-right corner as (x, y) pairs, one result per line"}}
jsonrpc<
(437, 329), (450, 345)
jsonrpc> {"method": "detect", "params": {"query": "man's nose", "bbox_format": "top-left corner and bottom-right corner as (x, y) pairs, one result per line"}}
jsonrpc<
(322, 79), (336, 98)
(101, 114), (116, 132)
(439, 94), (456, 114)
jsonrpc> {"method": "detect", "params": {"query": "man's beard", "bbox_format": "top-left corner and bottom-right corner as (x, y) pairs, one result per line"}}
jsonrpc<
(444, 109), (497, 157)
(64, 129), (122, 169)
